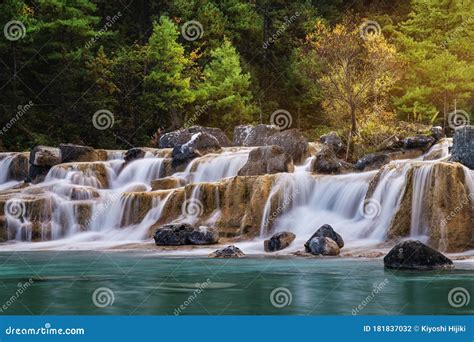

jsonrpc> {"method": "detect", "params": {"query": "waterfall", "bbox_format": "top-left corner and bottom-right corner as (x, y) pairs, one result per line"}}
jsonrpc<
(0, 153), (21, 191)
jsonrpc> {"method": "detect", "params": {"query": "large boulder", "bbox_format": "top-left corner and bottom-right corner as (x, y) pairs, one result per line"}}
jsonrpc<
(263, 129), (309, 164)
(383, 240), (454, 270)
(320, 131), (344, 153)
(28, 146), (61, 183)
(402, 135), (435, 150)
(160, 126), (231, 148)
(8, 153), (29, 180)
(355, 153), (391, 172)
(171, 132), (221, 167)
(209, 245), (245, 258)
(59, 144), (95, 163)
(238, 146), (294, 176)
(235, 124), (280, 147)
(451, 125), (474, 169)
(124, 148), (147, 163)
(233, 125), (254, 146)
(431, 126), (444, 141)
(264, 231), (296, 252)
(154, 223), (219, 246)
(304, 236), (340, 256)
(305, 224), (344, 248)
(312, 146), (353, 174)
(29, 146), (61, 167)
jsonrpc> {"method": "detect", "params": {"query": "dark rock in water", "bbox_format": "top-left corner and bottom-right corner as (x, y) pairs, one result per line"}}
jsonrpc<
(59, 143), (94, 163)
(264, 129), (309, 164)
(305, 224), (344, 248)
(431, 126), (444, 141)
(160, 126), (231, 148)
(451, 125), (474, 169)
(304, 236), (340, 256)
(154, 223), (219, 246)
(320, 131), (343, 153)
(313, 146), (353, 174)
(209, 245), (245, 258)
(264, 231), (296, 252)
(124, 147), (147, 163)
(383, 240), (454, 270)
(238, 145), (294, 176)
(171, 132), (221, 168)
(235, 124), (280, 147)
(29, 145), (61, 167)
(355, 153), (391, 171)
(402, 135), (434, 150)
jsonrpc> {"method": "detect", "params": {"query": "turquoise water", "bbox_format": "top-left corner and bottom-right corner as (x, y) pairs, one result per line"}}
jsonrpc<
(0, 251), (472, 315)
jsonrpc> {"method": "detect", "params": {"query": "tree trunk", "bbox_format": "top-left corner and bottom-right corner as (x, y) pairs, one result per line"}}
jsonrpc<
(345, 105), (357, 161)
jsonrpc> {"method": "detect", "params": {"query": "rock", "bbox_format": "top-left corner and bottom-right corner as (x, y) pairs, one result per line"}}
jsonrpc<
(151, 177), (185, 190)
(320, 131), (343, 153)
(355, 153), (391, 171)
(8, 153), (29, 180)
(402, 135), (434, 150)
(154, 223), (219, 246)
(208, 245), (245, 258)
(29, 146), (61, 167)
(304, 236), (340, 256)
(160, 126), (231, 148)
(451, 125), (474, 169)
(59, 144), (95, 163)
(263, 129), (309, 164)
(233, 125), (253, 146)
(238, 146), (294, 176)
(305, 224), (344, 248)
(383, 240), (454, 270)
(237, 124), (280, 147)
(312, 146), (353, 174)
(431, 126), (444, 141)
(172, 132), (221, 167)
(124, 148), (147, 163)
(264, 231), (296, 252)
(27, 165), (50, 184)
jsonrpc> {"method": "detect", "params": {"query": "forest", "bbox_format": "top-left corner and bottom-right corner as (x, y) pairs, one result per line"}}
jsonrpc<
(0, 0), (473, 160)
